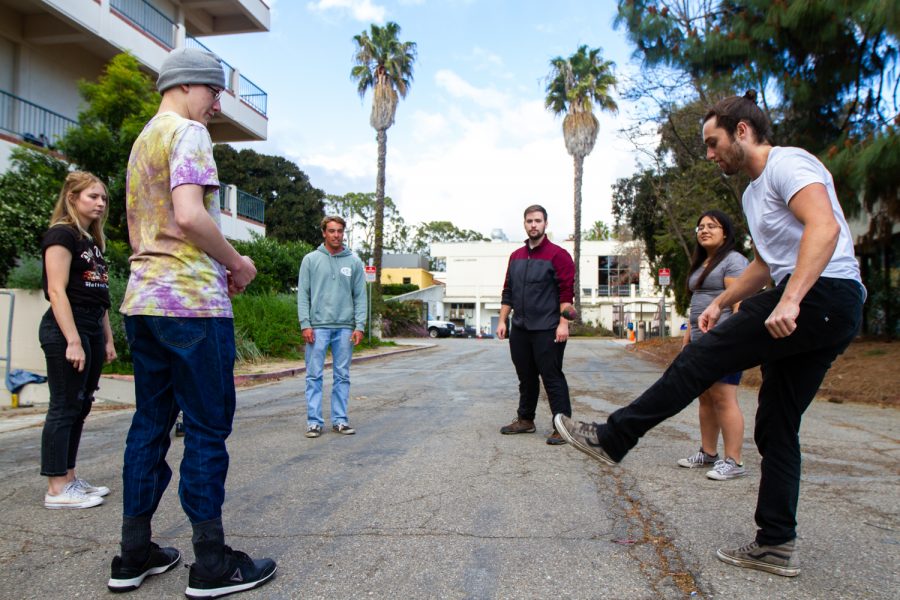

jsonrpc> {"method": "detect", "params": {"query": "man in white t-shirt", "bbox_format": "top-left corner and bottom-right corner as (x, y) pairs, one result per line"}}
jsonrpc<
(555, 91), (865, 578)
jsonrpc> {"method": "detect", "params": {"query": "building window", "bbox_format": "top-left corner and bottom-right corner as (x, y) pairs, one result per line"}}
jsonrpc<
(598, 255), (640, 296)
(402, 277), (411, 284)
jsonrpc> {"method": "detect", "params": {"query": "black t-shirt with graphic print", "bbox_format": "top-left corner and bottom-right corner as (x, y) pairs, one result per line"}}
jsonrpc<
(41, 225), (110, 309)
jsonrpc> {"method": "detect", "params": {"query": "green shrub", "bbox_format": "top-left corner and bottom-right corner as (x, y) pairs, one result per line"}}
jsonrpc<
(6, 255), (43, 290)
(382, 300), (427, 337)
(231, 234), (313, 295)
(102, 272), (131, 373)
(231, 292), (303, 358)
(104, 239), (131, 278)
(382, 283), (419, 296)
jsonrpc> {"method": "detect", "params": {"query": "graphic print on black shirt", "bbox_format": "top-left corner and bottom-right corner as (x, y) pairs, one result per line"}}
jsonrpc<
(41, 225), (111, 309)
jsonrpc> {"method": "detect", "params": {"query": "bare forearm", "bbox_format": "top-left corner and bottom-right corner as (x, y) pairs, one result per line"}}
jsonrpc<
(711, 259), (770, 309)
(781, 222), (839, 304)
(179, 212), (243, 270)
(48, 290), (80, 344)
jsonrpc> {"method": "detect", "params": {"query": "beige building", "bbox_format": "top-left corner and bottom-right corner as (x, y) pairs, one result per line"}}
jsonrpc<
(0, 0), (271, 239)
(430, 239), (686, 337)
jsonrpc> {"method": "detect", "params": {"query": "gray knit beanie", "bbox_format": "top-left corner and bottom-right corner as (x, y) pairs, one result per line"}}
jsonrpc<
(157, 48), (225, 93)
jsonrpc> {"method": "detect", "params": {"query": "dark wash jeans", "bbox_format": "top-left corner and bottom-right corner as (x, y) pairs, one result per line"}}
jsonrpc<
(123, 315), (236, 524)
(509, 325), (572, 421)
(597, 277), (864, 545)
(39, 306), (106, 476)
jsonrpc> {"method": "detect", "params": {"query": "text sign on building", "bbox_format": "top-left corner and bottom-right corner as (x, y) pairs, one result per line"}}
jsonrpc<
(658, 268), (671, 286)
(365, 266), (376, 283)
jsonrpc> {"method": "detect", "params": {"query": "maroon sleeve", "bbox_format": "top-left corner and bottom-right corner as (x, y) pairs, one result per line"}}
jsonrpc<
(553, 247), (575, 304)
(500, 255), (513, 306)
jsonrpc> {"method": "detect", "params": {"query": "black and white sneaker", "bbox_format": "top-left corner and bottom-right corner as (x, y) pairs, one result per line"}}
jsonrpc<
(185, 546), (277, 599)
(107, 543), (181, 592)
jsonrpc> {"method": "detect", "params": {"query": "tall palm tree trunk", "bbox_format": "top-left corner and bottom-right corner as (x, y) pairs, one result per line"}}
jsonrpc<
(572, 154), (584, 320)
(374, 128), (387, 289)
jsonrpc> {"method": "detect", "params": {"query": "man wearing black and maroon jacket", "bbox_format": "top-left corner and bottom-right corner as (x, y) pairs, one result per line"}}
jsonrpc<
(496, 205), (576, 445)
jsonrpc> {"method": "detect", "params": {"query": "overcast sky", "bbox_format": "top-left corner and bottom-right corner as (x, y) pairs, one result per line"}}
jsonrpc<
(209, 0), (649, 242)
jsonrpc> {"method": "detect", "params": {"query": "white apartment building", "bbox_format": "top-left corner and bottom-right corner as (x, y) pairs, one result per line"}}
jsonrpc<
(0, 0), (270, 239)
(431, 239), (687, 338)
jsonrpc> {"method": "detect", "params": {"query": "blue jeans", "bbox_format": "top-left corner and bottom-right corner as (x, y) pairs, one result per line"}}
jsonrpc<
(39, 306), (106, 476)
(122, 316), (236, 524)
(304, 328), (353, 427)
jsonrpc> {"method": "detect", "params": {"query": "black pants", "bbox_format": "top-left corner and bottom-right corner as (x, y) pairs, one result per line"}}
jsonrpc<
(39, 306), (106, 477)
(597, 277), (864, 545)
(509, 325), (571, 422)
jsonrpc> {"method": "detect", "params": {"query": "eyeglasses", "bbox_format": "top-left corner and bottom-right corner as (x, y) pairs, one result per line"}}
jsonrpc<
(695, 224), (722, 233)
(205, 85), (224, 101)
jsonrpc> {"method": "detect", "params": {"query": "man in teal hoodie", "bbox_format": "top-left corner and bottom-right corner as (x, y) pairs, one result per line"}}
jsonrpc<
(298, 216), (367, 438)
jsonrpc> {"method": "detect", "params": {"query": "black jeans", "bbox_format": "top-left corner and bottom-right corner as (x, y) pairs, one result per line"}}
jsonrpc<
(597, 277), (864, 545)
(509, 325), (571, 421)
(39, 306), (106, 477)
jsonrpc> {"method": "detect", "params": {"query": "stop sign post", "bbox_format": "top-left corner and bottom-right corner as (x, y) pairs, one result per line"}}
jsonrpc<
(658, 268), (670, 339)
(658, 268), (671, 287)
(364, 265), (376, 342)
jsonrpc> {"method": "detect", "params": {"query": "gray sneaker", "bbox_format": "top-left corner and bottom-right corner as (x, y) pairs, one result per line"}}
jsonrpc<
(305, 424), (322, 438)
(706, 457), (747, 480)
(716, 539), (799, 577)
(677, 448), (719, 468)
(553, 414), (616, 466)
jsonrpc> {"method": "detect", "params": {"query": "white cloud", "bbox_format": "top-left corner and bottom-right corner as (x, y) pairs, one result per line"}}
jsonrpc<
(306, 0), (386, 23)
(286, 70), (633, 241)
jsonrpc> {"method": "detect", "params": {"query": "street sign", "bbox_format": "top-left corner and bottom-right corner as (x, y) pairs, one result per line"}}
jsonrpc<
(658, 268), (671, 286)
(364, 265), (376, 283)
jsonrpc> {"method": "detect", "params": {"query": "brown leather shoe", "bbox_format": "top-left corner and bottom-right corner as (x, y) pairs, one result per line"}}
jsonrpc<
(546, 430), (567, 445)
(499, 418), (536, 434)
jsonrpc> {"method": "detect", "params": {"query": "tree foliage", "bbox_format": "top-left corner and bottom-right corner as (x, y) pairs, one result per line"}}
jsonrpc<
(614, 0), (899, 334)
(409, 221), (489, 270)
(230, 233), (314, 295)
(57, 53), (159, 241)
(0, 147), (68, 285)
(324, 192), (408, 261)
(214, 144), (325, 246)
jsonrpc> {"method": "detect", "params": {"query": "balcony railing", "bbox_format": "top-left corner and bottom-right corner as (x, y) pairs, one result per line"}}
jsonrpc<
(236, 189), (265, 223)
(0, 90), (77, 148)
(111, 0), (175, 48)
(187, 36), (268, 116)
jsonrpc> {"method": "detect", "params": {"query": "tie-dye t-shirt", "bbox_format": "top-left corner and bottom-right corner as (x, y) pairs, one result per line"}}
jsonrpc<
(120, 112), (232, 317)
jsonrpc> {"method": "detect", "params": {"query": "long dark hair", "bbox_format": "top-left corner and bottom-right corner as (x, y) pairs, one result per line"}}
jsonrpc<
(687, 210), (737, 293)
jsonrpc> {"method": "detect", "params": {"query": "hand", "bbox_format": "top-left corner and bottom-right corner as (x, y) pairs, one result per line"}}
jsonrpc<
(698, 302), (722, 333)
(229, 255), (256, 290)
(765, 298), (800, 338)
(105, 339), (117, 363)
(351, 330), (364, 345)
(555, 320), (569, 343)
(560, 303), (578, 321)
(226, 271), (241, 297)
(302, 328), (315, 344)
(66, 340), (86, 373)
(496, 322), (507, 340)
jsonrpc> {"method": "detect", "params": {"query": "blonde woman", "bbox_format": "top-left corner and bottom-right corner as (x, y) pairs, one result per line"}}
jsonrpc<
(39, 171), (116, 509)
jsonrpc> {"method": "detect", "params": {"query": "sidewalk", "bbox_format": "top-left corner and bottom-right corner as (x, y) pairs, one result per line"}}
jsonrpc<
(0, 341), (434, 434)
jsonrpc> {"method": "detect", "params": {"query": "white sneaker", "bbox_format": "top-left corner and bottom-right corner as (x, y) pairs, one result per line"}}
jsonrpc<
(45, 481), (104, 509)
(73, 477), (110, 497)
(706, 457), (747, 480)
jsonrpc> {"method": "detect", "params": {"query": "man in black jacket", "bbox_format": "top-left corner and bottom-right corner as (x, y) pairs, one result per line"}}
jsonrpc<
(496, 205), (576, 445)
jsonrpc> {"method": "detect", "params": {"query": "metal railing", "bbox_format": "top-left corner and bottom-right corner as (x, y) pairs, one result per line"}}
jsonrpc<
(238, 75), (268, 115)
(111, 0), (176, 48)
(0, 90), (77, 148)
(236, 189), (265, 223)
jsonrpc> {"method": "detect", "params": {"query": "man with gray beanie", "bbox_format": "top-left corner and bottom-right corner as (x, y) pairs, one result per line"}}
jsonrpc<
(107, 47), (276, 598)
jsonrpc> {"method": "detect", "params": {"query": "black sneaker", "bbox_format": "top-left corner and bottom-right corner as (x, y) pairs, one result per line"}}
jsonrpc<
(185, 546), (277, 599)
(107, 543), (181, 592)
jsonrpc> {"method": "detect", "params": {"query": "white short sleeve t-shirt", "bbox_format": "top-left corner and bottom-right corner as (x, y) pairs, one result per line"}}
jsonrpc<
(742, 146), (861, 287)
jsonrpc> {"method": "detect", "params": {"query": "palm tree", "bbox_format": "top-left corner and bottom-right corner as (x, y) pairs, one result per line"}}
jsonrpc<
(351, 21), (417, 289)
(545, 45), (617, 320)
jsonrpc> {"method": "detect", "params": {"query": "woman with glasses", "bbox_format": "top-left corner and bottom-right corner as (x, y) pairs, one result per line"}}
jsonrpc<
(677, 210), (750, 480)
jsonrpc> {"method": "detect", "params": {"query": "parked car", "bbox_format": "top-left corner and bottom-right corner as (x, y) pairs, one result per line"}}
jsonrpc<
(452, 325), (477, 338)
(427, 319), (455, 338)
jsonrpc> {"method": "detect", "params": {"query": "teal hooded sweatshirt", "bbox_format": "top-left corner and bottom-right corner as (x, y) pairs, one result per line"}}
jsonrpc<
(297, 244), (367, 331)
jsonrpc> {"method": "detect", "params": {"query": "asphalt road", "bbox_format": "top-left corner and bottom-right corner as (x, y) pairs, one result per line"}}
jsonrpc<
(0, 338), (897, 599)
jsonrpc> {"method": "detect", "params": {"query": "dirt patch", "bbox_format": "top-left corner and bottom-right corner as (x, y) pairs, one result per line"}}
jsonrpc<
(631, 337), (899, 407)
